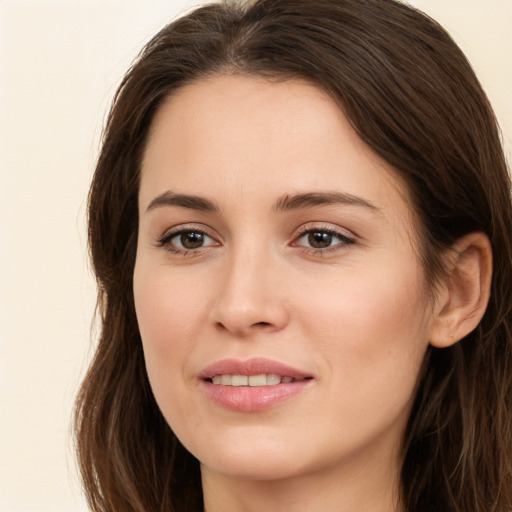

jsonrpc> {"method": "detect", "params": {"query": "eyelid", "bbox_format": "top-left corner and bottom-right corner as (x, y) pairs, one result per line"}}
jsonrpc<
(154, 221), (355, 256)
(290, 223), (356, 251)
(156, 223), (221, 251)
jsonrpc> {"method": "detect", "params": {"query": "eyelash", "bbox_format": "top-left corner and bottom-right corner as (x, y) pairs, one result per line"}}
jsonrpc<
(156, 226), (218, 256)
(292, 225), (356, 255)
(156, 224), (356, 256)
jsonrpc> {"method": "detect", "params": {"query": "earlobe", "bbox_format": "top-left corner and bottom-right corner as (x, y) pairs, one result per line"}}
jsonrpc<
(429, 232), (492, 348)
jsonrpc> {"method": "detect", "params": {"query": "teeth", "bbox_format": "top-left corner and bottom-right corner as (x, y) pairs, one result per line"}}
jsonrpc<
(248, 374), (267, 386)
(266, 374), (281, 385)
(210, 374), (298, 386)
(232, 375), (248, 386)
(220, 375), (232, 385)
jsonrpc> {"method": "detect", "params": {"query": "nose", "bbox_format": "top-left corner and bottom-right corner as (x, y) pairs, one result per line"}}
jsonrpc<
(208, 247), (290, 338)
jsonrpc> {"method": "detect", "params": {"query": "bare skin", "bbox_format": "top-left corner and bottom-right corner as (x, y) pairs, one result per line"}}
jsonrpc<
(134, 75), (492, 512)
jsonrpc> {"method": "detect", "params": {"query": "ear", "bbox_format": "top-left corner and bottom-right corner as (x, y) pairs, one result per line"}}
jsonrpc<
(429, 232), (492, 348)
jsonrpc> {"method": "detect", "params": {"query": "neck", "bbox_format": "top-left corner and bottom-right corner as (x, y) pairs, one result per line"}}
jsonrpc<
(201, 450), (404, 512)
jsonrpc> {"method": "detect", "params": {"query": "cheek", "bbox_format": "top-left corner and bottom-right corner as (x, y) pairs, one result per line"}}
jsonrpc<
(135, 263), (208, 341)
(133, 264), (217, 442)
(309, 251), (429, 345)
(299, 258), (430, 412)
(133, 264), (210, 400)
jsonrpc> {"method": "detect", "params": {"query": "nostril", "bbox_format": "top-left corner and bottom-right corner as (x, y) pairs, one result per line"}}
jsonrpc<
(213, 320), (275, 337)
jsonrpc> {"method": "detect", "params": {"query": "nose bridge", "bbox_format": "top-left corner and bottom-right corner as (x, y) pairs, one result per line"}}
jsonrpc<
(224, 240), (270, 303)
(210, 234), (288, 335)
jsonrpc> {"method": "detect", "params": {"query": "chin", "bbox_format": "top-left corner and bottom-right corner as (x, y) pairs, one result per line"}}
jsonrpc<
(201, 453), (308, 482)
(183, 426), (312, 481)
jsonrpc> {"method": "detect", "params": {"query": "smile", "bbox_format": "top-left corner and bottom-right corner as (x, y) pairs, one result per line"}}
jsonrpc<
(200, 358), (314, 412)
(210, 374), (304, 386)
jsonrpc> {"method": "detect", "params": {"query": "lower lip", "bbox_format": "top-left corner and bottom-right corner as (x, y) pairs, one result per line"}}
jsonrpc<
(201, 380), (312, 412)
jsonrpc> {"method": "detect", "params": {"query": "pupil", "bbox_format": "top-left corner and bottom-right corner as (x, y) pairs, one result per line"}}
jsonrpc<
(181, 232), (204, 249)
(308, 231), (332, 248)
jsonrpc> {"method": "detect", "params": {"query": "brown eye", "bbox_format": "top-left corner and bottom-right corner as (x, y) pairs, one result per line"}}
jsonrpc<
(179, 231), (206, 249)
(295, 228), (355, 251)
(308, 231), (333, 249)
(160, 229), (218, 251)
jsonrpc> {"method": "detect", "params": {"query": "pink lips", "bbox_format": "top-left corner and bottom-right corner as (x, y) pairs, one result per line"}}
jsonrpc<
(199, 358), (314, 412)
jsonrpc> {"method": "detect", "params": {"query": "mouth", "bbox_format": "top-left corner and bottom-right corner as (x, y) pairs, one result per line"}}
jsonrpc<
(206, 374), (311, 386)
(199, 358), (314, 412)
(200, 357), (313, 383)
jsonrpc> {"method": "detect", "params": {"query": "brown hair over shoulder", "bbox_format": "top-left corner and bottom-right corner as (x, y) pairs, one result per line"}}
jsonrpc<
(75, 1), (512, 511)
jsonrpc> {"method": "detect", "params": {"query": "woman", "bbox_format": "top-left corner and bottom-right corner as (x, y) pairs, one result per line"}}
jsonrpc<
(75, 0), (512, 511)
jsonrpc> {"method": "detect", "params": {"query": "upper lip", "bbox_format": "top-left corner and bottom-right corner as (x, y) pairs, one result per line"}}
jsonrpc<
(199, 357), (313, 380)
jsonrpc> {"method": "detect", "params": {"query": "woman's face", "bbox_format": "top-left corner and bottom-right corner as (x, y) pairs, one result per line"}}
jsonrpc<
(134, 75), (439, 483)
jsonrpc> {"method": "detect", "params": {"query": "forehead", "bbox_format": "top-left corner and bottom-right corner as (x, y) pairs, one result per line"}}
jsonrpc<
(140, 74), (414, 229)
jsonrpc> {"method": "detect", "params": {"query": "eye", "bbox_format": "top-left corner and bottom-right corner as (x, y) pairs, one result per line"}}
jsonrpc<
(295, 228), (355, 250)
(159, 228), (218, 251)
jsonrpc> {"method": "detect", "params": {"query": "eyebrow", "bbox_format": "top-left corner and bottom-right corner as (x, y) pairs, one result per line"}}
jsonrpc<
(145, 190), (379, 215)
(146, 191), (220, 214)
(273, 191), (379, 213)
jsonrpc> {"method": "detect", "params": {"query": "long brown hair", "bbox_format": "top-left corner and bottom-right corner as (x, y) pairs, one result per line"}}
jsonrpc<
(75, 1), (512, 510)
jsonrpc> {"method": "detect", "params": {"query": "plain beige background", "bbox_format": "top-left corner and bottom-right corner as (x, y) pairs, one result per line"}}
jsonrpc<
(0, 1), (510, 510)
